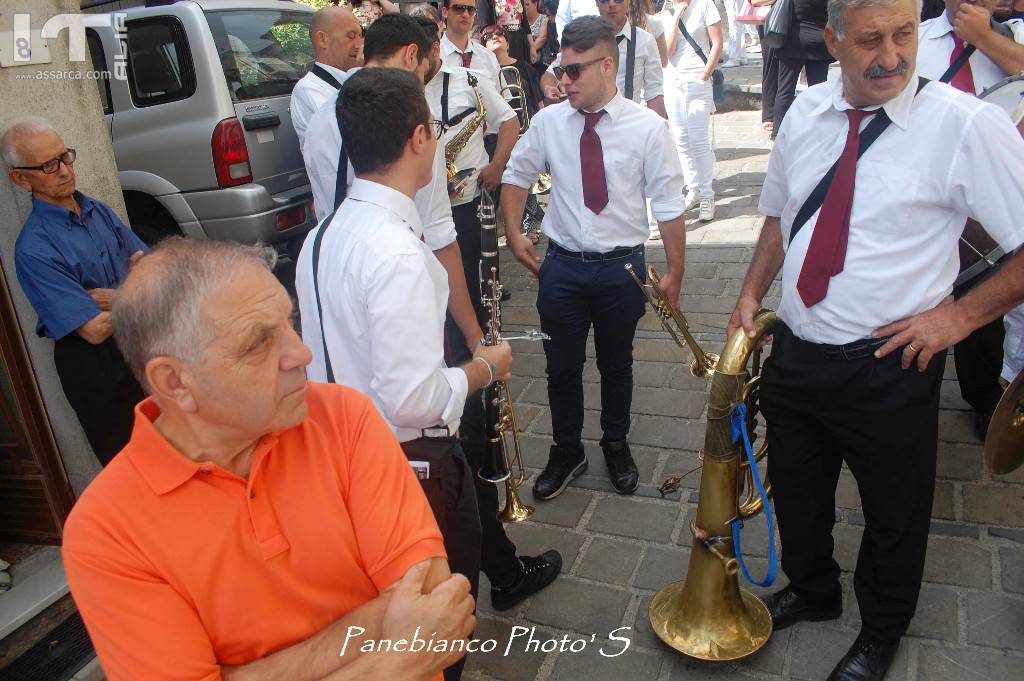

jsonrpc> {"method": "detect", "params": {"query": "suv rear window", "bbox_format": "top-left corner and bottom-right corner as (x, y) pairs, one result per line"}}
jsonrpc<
(205, 10), (314, 102)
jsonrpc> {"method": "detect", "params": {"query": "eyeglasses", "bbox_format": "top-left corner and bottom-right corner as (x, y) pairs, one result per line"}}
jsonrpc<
(433, 119), (448, 138)
(449, 4), (478, 15)
(553, 57), (605, 81)
(596, 0), (626, 4)
(13, 148), (77, 174)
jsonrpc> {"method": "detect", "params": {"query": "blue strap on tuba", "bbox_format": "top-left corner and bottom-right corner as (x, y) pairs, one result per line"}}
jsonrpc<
(729, 402), (778, 587)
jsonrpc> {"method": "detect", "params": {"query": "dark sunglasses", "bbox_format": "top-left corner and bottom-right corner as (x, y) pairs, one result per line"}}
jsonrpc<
(481, 27), (507, 43)
(449, 4), (478, 15)
(553, 57), (604, 81)
(13, 148), (77, 174)
(597, 0), (627, 4)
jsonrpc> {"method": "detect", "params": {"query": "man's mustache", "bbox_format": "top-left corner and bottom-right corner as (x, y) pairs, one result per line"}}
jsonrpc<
(865, 60), (910, 79)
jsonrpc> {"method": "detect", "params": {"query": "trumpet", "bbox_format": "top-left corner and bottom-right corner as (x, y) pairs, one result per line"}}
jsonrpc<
(625, 264), (719, 378)
(476, 189), (548, 522)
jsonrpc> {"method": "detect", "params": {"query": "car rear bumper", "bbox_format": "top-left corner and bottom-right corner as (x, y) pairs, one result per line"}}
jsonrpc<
(182, 183), (314, 247)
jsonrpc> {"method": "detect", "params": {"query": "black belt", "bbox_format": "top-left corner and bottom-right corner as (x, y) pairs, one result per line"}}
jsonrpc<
(548, 241), (643, 262)
(780, 324), (893, 360)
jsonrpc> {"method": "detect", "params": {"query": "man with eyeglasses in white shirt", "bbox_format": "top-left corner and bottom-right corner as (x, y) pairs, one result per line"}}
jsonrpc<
(502, 16), (687, 501)
(541, 0), (667, 116)
(727, 1), (1024, 679)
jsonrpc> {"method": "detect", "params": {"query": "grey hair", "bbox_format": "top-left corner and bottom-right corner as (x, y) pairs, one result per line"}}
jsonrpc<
(827, 0), (918, 41)
(112, 237), (278, 390)
(0, 116), (60, 167)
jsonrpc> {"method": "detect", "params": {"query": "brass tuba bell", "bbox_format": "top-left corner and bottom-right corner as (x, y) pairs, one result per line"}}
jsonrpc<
(648, 309), (778, 661)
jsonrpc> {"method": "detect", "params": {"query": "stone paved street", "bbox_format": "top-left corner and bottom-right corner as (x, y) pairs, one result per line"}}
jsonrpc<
(461, 108), (1024, 680)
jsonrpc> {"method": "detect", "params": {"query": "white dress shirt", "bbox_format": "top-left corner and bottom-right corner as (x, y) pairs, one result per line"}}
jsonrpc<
(426, 66), (516, 207)
(666, 0), (722, 78)
(555, 0), (599, 38)
(302, 96), (457, 250)
(759, 74), (1024, 345)
(440, 33), (503, 93)
(646, 13), (666, 41)
(546, 22), (664, 103)
(290, 62), (349, 147)
(918, 13), (1024, 95)
(295, 179), (468, 442)
(502, 91), (686, 251)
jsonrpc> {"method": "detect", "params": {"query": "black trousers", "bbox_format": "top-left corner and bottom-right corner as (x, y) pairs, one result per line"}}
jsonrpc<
(757, 25), (779, 125)
(760, 324), (945, 639)
(773, 59), (830, 132)
(953, 317), (1006, 416)
(53, 335), (144, 466)
(537, 245), (646, 446)
(445, 195), (521, 587)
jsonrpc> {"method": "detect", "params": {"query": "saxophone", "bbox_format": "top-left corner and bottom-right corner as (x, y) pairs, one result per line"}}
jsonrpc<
(444, 73), (487, 199)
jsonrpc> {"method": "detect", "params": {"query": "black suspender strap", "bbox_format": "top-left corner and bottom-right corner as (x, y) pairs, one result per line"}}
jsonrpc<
(311, 64), (343, 90)
(441, 71), (479, 127)
(333, 101), (348, 210)
(311, 209), (340, 383)
(939, 43), (976, 84)
(788, 77), (931, 246)
(677, 17), (710, 65)
(624, 25), (637, 101)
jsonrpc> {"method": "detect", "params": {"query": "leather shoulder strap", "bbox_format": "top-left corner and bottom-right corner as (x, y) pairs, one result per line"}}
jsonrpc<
(311, 64), (343, 89)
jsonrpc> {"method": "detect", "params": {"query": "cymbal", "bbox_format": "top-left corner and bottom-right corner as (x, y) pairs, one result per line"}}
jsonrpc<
(985, 370), (1024, 475)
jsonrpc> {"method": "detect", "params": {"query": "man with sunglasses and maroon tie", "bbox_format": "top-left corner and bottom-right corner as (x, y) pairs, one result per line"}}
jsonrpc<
(3, 118), (148, 466)
(502, 16), (687, 500)
(727, 0), (1024, 679)
(441, 0), (505, 91)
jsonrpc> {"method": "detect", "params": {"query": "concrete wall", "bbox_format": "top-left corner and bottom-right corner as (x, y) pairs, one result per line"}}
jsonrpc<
(0, 0), (130, 496)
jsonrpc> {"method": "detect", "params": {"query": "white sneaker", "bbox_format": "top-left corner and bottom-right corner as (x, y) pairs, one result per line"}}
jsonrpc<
(698, 197), (715, 222)
(684, 191), (699, 212)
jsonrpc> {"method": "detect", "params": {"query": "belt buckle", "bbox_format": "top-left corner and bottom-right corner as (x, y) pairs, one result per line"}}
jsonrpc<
(421, 426), (450, 439)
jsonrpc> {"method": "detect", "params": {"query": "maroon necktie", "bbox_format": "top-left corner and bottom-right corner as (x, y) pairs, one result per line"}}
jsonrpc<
(949, 37), (976, 94)
(460, 51), (472, 68)
(796, 109), (875, 307)
(580, 111), (609, 214)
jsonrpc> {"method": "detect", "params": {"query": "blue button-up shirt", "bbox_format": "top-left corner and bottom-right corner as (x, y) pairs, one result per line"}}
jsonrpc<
(14, 191), (149, 340)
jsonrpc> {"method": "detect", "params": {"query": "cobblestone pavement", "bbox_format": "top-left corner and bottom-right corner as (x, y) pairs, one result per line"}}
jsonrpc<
(461, 109), (1024, 681)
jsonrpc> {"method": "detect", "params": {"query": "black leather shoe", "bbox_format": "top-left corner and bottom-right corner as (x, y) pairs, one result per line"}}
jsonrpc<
(533, 444), (586, 500)
(826, 633), (900, 681)
(761, 584), (842, 630)
(490, 550), (562, 611)
(601, 439), (639, 494)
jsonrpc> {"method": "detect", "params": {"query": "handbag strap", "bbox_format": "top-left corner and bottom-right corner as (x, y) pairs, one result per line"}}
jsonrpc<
(625, 25), (637, 100)
(677, 15), (709, 64)
(788, 77), (930, 246)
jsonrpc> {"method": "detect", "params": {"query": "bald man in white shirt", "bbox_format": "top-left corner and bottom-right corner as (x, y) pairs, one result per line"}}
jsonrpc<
(290, 6), (364, 147)
(728, 1), (1024, 679)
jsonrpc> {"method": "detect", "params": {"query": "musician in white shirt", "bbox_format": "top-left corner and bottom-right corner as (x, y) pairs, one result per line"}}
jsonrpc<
(440, 0), (504, 91)
(289, 6), (364, 147)
(665, 0), (724, 222)
(728, 1), (1024, 679)
(296, 72), (561, 665)
(540, 0), (667, 116)
(302, 14), (486, 365)
(502, 16), (687, 500)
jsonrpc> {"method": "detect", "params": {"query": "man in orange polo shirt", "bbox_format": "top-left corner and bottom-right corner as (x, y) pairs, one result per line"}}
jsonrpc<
(62, 238), (475, 681)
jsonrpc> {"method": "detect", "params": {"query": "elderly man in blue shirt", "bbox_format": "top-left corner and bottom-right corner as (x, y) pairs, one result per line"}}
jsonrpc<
(3, 117), (148, 465)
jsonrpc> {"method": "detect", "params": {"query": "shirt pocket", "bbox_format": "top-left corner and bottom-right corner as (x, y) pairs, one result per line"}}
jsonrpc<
(854, 160), (921, 237)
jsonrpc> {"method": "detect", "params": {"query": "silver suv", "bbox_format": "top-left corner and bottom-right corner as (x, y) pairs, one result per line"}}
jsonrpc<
(85, 0), (315, 251)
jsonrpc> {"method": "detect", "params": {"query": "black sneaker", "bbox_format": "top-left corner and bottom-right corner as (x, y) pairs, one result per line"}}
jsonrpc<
(490, 550), (562, 611)
(533, 444), (587, 500)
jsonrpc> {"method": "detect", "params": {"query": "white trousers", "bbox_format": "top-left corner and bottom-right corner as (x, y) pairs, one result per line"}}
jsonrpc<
(668, 76), (715, 198)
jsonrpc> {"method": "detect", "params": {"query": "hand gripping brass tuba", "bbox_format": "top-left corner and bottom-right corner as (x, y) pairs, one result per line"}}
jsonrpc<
(444, 73), (486, 199)
(475, 189), (548, 522)
(648, 308), (779, 661)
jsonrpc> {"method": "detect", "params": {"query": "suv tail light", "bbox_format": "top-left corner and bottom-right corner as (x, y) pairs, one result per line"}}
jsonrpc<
(276, 204), (307, 231)
(212, 118), (252, 188)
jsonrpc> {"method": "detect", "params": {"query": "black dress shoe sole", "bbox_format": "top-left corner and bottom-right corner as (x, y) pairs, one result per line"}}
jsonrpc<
(771, 602), (843, 631)
(533, 460), (587, 500)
